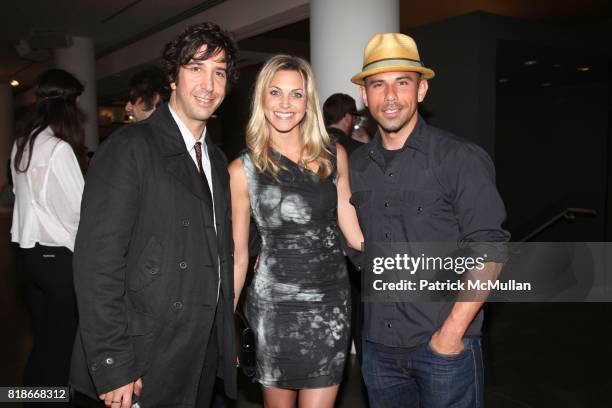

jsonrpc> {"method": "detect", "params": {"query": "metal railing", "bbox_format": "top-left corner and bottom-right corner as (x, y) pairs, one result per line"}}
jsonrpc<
(520, 207), (597, 242)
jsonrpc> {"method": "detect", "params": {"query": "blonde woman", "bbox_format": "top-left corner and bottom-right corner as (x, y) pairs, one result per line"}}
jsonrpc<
(229, 55), (363, 408)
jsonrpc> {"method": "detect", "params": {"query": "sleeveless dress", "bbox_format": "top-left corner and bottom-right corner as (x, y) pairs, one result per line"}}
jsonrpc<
(240, 151), (350, 389)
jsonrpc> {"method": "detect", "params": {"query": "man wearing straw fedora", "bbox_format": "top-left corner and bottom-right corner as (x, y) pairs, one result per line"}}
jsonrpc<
(348, 33), (509, 407)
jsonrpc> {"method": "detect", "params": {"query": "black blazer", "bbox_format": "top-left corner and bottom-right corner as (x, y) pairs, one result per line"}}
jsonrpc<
(70, 104), (236, 405)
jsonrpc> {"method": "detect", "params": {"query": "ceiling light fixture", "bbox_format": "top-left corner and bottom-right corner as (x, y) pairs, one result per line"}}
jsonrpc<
(498, 78), (510, 83)
(541, 82), (552, 87)
(10, 79), (19, 87)
(577, 67), (590, 72)
(524, 60), (537, 66)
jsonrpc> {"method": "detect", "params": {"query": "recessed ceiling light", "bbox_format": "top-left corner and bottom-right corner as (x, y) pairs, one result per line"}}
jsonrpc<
(552, 63), (561, 68)
(10, 79), (19, 87)
(577, 67), (590, 72)
(498, 78), (510, 83)
(524, 60), (537, 66)
(541, 82), (552, 87)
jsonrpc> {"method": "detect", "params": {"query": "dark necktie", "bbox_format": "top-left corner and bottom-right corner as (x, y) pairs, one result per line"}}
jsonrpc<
(194, 141), (213, 205)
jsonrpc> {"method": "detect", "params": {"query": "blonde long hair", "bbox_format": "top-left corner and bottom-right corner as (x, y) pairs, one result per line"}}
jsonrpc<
(246, 55), (334, 179)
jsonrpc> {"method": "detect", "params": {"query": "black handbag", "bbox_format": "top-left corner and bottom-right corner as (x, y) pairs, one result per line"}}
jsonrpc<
(234, 309), (256, 377)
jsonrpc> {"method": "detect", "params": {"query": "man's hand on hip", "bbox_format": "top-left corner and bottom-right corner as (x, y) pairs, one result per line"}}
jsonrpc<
(99, 378), (142, 408)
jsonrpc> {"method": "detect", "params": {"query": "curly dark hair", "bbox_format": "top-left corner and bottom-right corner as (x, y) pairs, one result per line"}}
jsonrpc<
(162, 22), (239, 89)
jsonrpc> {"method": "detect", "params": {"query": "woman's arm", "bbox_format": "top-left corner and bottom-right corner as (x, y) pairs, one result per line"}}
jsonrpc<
(229, 158), (252, 311)
(336, 144), (364, 251)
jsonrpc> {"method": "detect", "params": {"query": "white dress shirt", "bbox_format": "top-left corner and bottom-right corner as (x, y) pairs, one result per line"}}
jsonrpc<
(11, 127), (84, 252)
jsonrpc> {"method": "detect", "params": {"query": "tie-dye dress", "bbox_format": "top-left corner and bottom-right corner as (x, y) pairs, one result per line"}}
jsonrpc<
(240, 151), (350, 389)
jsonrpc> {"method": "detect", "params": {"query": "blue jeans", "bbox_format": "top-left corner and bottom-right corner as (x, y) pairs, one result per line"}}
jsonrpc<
(362, 337), (484, 408)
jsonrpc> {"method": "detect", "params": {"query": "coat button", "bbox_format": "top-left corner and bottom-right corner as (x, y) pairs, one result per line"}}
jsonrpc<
(172, 301), (183, 311)
(384, 202), (389, 208)
(179, 261), (187, 269)
(182, 219), (190, 227)
(91, 363), (98, 372)
(385, 232), (390, 239)
(388, 172), (394, 177)
(149, 266), (159, 275)
(387, 322), (392, 329)
(417, 206), (423, 213)
(105, 357), (114, 366)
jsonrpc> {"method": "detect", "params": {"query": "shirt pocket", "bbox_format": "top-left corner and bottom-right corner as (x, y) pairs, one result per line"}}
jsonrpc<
(401, 190), (444, 217)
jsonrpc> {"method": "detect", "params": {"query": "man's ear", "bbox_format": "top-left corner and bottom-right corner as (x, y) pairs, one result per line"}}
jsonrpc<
(342, 112), (352, 124)
(170, 82), (177, 91)
(152, 93), (162, 107)
(359, 86), (369, 107)
(417, 79), (429, 103)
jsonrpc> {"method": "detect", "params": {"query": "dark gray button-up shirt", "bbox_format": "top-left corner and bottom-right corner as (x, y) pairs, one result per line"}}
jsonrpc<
(349, 116), (510, 349)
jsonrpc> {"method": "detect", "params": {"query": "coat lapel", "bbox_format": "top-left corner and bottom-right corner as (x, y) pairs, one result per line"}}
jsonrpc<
(152, 104), (214, 209)
(164, 153), (214, 208)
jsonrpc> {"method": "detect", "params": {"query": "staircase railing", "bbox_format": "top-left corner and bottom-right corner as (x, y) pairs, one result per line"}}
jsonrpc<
(519, 207), (597, 242)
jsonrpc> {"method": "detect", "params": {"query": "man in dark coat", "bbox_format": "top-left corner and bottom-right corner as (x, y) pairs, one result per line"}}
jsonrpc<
(70, 22), (239, 408)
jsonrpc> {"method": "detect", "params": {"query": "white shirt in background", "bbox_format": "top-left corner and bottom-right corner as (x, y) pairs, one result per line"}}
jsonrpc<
(10, 127), (84, 252)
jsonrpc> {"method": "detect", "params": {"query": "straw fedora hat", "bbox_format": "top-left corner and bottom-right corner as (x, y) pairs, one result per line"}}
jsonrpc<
(351, 33), (435, 85)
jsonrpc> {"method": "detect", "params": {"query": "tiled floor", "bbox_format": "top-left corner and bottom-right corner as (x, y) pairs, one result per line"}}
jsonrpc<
(2, 210), (612, 407)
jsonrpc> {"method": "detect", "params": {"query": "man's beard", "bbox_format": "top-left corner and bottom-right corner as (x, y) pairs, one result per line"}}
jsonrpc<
(376, 103), (414, 134)
(379, 115), (411, 134)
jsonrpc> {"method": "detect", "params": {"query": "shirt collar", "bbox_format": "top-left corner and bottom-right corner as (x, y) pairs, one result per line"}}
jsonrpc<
(372, 114), (428, 152)
(168, 105), (207, 153)
(368, 115), (428, 166)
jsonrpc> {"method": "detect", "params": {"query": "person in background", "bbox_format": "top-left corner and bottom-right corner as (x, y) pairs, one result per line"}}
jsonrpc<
(351, 113), (373, 144)
(230, 55), (363, 408)
(323, 93), (363, 156)
(10, 68), (87, 403)
(124, 66), (171, 122)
